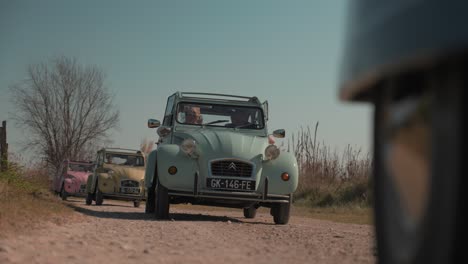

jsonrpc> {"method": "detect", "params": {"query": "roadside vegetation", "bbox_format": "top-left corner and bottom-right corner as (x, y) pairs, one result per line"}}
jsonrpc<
(0, 159), (75, 237)
(289, 123), (373, 224)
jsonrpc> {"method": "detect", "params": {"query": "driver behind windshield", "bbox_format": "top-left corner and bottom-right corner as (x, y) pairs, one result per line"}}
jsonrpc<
(184, 106), (203, 124)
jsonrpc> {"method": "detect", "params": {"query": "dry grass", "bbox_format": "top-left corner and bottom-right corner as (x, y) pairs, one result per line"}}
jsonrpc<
(0, 163), (76, 237)
(288, 123), (373, 211)
(292, 203), (373, 225)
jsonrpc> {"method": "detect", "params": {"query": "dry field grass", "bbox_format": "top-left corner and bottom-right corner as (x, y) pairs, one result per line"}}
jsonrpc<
(0, 165), (77, 237)
(288, 123), (373, 222)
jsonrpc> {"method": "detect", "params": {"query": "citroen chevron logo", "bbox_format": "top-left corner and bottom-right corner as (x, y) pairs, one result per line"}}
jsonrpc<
(227, 162), (237, 171)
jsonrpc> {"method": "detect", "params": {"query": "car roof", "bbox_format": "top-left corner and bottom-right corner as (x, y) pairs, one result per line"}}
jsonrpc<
(64, 160), (94, 164)
(175, 92), (262, 106)
(100, 148), (143, 156)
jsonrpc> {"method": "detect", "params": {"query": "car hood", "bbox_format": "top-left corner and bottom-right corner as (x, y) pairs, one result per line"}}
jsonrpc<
(67, 171), (92, 183)
(175, 129), (269, 160)
(103, 164), (145, 181)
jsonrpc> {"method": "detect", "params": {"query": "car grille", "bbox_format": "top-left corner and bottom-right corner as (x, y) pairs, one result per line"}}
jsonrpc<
(121, 180), (139, 188)
(210, 160), (253, 177)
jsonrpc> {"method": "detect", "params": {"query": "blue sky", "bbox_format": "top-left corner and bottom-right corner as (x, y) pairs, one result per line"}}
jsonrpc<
(0, 0), (371, 159)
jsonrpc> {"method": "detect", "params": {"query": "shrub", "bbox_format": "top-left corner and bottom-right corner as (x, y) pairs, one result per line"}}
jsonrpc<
(290, 123), (372, 207)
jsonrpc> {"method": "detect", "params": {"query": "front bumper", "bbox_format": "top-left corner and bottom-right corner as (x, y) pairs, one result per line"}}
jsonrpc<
(168, 175), (290, 203)
(64, 183), (87, 196)
(102, 193), (145, 201)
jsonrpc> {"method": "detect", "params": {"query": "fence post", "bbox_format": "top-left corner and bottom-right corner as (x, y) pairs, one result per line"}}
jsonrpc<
(0, 121), (8, 172)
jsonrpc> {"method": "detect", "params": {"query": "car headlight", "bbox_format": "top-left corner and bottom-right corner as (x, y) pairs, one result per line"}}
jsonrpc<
(265, 145), (280, 160)
(180, 139), (198, 158)
(64, 178), (74, 184)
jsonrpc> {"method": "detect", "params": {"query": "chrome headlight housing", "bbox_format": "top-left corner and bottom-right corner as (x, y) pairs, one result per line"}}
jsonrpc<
(265, 145), (280, 160)
(180, 139), (199, 158)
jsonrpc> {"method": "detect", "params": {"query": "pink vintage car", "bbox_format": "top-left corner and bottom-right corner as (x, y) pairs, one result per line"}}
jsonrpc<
(53, 160), (94, 200)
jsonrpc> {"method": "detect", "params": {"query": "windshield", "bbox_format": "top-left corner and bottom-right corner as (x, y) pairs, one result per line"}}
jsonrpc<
(68, 163), (94, 172)
(105, 153), (145, 166)
(176, 102), (265, 129)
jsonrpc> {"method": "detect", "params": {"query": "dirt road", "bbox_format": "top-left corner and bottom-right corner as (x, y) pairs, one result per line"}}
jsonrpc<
(0, 197), (375, 264)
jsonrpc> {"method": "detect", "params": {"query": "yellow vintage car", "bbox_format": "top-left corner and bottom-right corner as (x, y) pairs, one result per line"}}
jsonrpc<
(86, 148), (145, 207)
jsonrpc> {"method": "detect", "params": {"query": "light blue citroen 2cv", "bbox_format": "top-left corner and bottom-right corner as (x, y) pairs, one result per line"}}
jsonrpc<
(145, 92), (298, 224)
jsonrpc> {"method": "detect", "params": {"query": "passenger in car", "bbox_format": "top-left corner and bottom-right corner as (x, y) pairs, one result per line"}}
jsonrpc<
(226, 109), (252, 128)
(106, 154), (113, 164)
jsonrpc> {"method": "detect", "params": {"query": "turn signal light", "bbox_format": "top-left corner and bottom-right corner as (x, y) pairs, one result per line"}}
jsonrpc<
(281, 172), (289, 181)
(168, 166), (178, 175)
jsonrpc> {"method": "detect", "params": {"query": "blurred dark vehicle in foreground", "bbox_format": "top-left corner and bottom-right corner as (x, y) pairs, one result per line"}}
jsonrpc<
(339, 1), (467, 263)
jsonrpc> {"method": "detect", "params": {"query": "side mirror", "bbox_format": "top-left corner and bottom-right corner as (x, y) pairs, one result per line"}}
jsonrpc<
(148, 119), (161, 128)
(157, 126), (172, 137)
(272, 129), (285, 138)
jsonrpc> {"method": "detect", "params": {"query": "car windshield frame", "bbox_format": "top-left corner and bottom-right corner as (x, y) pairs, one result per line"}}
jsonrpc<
(175, 102), (266, 130)
(68, 163), (94, 172)
(104, 153), (145, 167)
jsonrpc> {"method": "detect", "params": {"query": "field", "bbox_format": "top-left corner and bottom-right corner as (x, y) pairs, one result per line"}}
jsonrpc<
(0, 164), (76, 237)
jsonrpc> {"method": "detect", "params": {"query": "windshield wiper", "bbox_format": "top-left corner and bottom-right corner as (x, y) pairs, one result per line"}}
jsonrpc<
(235, 123), (257, 129)
(202, 120), (230, 125)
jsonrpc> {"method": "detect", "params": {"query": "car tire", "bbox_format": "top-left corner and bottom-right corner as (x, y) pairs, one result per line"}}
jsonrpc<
(85, 192), (93, 205)
(272, 195), (292, 225)
(372, 79), (464, 264)
(60, 184), (68, 201)
(95, 182), (103, 206)
(145, 180), (156, 214)
(243, 207), (257, 219)
(155, 178), (170, 219)
(133, 200), (141, 208)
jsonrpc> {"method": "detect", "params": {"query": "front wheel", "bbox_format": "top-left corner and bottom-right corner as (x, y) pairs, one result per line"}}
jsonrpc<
(95, 183), (103, 206)
(145, 180), (156, 214)
(60, 185), (68, 201)
(271, 195), (292, 225)
(85, 192), (93, 205)
(154, 178), (170, 219)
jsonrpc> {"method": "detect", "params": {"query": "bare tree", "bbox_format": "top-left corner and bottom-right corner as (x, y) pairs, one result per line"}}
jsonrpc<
(10, 56), (119, 173)
(140, 138), (155, 162)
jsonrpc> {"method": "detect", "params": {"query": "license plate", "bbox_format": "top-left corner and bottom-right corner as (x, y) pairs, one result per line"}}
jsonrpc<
(120, 187), (140, 194)
(207, 178), (255, 191)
